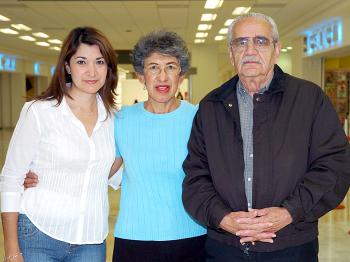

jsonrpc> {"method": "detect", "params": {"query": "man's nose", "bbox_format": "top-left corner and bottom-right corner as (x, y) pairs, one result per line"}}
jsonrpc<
(245, 40), (258, 54)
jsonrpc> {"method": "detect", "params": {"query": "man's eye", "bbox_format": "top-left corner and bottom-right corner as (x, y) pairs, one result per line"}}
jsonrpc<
(256, 38), (268, 46)
(237, 39), (248, 46)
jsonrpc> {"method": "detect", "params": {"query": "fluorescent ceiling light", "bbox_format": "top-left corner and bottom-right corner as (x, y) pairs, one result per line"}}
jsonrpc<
(197, 24), (212, 31)
(215, 35), (226, 41)
(0, 28), (18, 35)
(219, 28), (228, 34)
(33, 32), (49, 38)
(48, 39), (62, 44)
(11, 24), (31, 31)
(286, 46), (293, 50)
(201, 13), (217, 21)
(49, 46), (61, 51)
(281, 48), (287, 52)
(19, 35), (36, 41)
(224, 19), (234, 26)
(204, 0), (223, 9)
(196, 32), (208, 38)
(194, 39), (205, 44)
(0, 15), (10, 21)
(36, 42), (50, 47)
(232, 7), (251, 15)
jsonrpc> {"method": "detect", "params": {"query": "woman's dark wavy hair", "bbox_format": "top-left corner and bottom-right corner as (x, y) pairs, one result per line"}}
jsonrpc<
(36, 27), (118, 115)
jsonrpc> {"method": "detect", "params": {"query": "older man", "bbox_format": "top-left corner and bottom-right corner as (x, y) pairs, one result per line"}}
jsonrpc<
(182, 12), (350, 261)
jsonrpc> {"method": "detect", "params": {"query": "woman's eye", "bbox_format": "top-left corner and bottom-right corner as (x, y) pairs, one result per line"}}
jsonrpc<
(97, 60), (105, 65)
(76, 60), (85, 65)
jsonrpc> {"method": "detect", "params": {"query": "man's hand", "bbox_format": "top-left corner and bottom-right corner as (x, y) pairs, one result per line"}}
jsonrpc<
(236, 207), (292, 243)
(219, 210), (273, 237)
(23, 171), (39, 189)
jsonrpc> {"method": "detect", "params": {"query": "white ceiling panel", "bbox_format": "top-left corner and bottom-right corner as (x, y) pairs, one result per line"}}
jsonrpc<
(0, 0), (345, 58)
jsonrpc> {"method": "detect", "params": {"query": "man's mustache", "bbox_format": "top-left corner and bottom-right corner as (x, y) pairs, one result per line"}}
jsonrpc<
(240, 56), (261, 64)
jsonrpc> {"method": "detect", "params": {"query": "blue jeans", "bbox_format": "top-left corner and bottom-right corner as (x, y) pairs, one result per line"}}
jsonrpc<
(18, 214), (106, 262)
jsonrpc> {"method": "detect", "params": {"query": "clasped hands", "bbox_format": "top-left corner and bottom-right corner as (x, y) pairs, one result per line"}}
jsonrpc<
(219, 207), (292, 244)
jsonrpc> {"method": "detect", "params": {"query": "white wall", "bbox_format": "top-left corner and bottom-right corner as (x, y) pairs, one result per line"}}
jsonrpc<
(0, 73), (11, 128)
(278, 52), (292, 75)
(120, 79), (148, 106)
(10, 73), (26, 127)
(190, 44), (219, 104)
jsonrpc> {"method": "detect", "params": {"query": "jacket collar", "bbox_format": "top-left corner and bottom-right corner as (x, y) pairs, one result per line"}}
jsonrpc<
(207, 65), (286, 102)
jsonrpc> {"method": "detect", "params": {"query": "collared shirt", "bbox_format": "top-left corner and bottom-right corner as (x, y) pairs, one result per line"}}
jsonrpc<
(0, 95), (115, 244)
(236, 80), (270, 209)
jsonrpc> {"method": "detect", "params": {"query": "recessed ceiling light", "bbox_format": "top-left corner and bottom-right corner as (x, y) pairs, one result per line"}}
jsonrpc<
(48, 39), (62, 44)
(201, 13), (217, 22)
(204, 0), (223, 9)
(281, 48), (287, 52)
(286, 46), (293, 50)
(33, 32), (49, 38)
(194, 39), (205, 44)
(0, 15), (10, 21)
(11, 24), (31, 31)
(224, 19), (234, 26)
(197, 24), (212, 31)
(35, 42), (50, 47)
(219, 28), (228, 34)
(19, 35), (36, 41)
(49, 46), (61, 51)
(232, 7), (251, 15)
(196, 32), (208, 38)
(215, 35), (226, 41)
(0, 28), (18, 35)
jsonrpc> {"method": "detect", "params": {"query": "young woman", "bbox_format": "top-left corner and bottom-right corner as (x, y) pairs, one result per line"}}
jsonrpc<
(0, 27), (118, 262)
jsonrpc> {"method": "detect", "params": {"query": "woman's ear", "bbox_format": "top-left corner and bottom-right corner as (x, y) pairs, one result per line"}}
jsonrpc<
(137, 74), (145, 85)
(65, 62), (71, 74)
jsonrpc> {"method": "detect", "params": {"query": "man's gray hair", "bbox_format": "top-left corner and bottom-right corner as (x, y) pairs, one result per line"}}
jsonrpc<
(227, 12), (279, 47)
(132, 30), (189, 76)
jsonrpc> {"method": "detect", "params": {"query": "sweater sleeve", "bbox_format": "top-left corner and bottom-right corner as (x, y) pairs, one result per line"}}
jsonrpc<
(282, 93), (350, 223)
(182, 104), (232, 229)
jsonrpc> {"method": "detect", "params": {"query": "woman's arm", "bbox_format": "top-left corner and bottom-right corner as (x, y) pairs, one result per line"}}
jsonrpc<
(109, 157), (123, 178)
(1, 213), (23, 261)
(1, 102), (41, 261)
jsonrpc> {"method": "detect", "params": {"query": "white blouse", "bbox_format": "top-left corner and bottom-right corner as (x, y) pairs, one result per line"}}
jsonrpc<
(0, 95), (115, 244)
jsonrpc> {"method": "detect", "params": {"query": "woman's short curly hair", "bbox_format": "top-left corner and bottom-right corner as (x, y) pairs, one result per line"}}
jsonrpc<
(132, 30), (189, 76)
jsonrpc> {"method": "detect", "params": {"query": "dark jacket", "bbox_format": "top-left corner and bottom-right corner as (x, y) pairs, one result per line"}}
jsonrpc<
(182, 65), (350, 252)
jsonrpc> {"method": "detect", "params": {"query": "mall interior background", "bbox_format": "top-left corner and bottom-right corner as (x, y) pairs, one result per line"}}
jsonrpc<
(0, 0), (349, 261)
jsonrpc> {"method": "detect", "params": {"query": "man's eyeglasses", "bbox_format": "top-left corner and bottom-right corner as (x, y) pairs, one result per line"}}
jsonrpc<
(230, 36), (276, 52)
(145, 63), (181, 76)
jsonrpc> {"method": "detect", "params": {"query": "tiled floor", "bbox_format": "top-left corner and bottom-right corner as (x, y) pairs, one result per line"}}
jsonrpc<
(0, 127), (349, 261)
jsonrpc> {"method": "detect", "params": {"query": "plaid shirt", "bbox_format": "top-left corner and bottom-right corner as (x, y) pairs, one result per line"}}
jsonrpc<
(236, 79), (271, 208)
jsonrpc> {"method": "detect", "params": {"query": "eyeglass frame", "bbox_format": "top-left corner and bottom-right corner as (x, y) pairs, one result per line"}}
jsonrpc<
(229, 35), (278, 52)
(143, 62), (182, 76)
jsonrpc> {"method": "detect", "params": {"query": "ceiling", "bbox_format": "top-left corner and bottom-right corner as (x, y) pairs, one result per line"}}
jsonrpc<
(0, 0), (344, 60)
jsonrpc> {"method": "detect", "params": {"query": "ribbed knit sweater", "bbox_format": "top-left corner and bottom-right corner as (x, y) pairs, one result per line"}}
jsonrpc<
(113, 101), (206, 240)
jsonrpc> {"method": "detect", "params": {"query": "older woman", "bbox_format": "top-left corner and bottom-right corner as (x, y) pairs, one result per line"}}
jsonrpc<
(112, 31), (206, 261)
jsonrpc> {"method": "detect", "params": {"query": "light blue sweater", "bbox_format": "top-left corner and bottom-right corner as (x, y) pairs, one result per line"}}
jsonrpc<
(114, 101), (206, 241)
